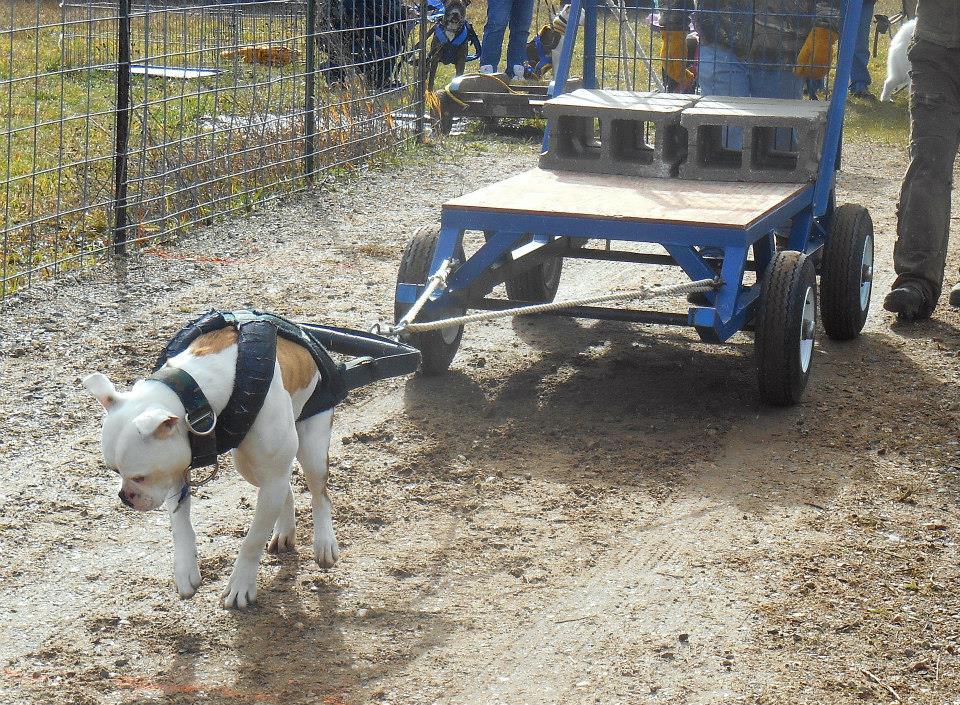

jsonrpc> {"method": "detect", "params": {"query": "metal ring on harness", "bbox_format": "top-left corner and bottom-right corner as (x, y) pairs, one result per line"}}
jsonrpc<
(185, 407), (217, 436)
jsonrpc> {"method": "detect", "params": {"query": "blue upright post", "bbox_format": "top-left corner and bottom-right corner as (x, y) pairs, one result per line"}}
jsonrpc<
(812, 0), (863, 217)
(542, 0), (585, 152)
(582, 0), (597, 89)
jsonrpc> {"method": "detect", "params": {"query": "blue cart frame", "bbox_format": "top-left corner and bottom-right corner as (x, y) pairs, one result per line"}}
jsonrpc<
(395, 0), (874, 405)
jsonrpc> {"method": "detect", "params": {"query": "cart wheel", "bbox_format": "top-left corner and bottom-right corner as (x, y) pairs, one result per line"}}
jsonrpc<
(394, 229), (465, 375)
(503, 236), (563, 303)
(756, 251), (817, 406)
(819, 204), (874, 341)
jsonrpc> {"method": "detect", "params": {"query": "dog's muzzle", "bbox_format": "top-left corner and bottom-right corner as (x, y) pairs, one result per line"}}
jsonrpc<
(118, 490), (134, 508)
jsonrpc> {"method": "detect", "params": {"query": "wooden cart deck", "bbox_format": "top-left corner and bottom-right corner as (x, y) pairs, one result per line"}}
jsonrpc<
(443, 168), (810, 229)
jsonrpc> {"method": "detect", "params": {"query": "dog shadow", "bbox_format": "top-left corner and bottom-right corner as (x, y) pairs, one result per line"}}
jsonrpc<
(147, 550), (451, 705)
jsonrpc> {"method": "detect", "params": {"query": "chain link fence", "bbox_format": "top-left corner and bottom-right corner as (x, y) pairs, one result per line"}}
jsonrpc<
(1, 0), (426, 299)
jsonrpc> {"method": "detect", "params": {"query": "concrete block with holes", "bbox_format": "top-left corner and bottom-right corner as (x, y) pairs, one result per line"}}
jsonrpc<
(540, 89), (699, 177)
(679, 97), (829, 183)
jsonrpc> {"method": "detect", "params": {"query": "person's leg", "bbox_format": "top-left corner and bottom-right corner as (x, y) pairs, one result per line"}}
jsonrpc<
(696, 43), (750, 149)
(850, 0), (876, 94)
(887, 41), (960, 318)
(480, 0), (511, 71)
(505, 0), (535, 76)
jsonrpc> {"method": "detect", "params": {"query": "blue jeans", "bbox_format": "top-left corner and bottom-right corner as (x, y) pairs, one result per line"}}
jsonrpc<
(479, 0), (535, 71)
(697, 43), (804, 150)
(851, 0), (876, 92)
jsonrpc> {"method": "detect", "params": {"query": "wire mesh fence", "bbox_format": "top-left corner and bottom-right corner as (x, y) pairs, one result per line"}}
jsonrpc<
(1, 0), (425, 299)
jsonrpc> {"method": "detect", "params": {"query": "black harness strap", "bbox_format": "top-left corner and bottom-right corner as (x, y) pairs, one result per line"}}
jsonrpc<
(224, 310), (349, 420)
(215, 319), (277, 454)
(151, 309), (421, 470)
(153, 310), (279, 468)
(149, 366), (219, 468)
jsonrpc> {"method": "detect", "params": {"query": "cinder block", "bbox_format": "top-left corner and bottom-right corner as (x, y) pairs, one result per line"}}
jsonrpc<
(540, 89), (699, 177)
(679, 96), (829, 183)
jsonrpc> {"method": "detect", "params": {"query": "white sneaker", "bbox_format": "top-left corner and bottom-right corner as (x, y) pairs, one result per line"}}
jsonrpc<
(479, 64), (494, 74)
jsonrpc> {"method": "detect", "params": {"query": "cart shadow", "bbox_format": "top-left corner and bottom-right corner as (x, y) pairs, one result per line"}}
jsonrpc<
(401, 314), (959, 515)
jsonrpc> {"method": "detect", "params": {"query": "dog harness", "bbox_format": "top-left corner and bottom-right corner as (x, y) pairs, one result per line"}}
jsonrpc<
(526, 34), (552, 76)
(149, 309), (420, 472)
(432, 22), (481, 65)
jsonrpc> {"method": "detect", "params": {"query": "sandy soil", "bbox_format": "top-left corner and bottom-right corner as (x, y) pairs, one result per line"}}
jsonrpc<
(1, 128), (959, 705)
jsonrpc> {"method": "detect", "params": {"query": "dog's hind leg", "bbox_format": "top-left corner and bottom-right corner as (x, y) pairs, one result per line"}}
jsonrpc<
(296, 409), (339, 569)
(267, 484), (296, 553)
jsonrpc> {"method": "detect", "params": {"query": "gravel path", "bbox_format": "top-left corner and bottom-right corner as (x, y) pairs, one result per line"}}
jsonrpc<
(1, 127), (959, 705)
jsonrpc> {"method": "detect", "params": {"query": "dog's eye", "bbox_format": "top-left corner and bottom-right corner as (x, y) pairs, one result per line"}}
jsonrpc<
(131, 475), (146, 483)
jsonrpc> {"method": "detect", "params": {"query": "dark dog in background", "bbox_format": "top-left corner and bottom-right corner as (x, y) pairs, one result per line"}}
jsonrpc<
(321, 0), (411, 90)
(425, 0), (481, 91)
(524, 4), (569, 79)
(523, 4), (585, 80)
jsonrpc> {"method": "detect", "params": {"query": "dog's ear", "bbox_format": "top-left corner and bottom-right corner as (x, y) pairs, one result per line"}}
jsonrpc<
(83, 373), (121, 411)
(133, 408), (180, 439)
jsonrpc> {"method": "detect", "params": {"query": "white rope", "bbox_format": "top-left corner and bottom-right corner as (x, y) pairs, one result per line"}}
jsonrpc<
(391, 277), (719, 334)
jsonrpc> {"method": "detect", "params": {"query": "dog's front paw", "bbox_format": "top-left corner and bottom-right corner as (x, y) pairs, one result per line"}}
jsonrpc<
(314, 528), (339, 569)
(222, 565), (258, 609)
(175, 560), (202, 599)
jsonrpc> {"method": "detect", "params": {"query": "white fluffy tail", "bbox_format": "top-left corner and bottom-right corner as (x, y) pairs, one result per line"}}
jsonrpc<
(880, 18), (916, 102)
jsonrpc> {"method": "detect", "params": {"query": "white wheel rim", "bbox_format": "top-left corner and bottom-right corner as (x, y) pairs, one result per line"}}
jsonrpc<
(438, 306), (464, 344)
(439, 322), (460, 344)
(799, 285), (816, 373)
(859, 233), (874, 312)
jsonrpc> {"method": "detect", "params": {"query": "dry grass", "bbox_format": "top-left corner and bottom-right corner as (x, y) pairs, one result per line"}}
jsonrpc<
(0, 0), (412, 296)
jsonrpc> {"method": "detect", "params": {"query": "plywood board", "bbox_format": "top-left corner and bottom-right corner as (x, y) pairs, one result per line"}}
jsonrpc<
(443, 168), (809, 229)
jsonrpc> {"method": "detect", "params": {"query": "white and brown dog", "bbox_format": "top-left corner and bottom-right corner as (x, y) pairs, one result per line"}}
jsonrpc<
(83, 326), (338, 609)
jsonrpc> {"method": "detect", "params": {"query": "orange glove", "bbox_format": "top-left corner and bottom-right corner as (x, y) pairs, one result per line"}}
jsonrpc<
(794, 26), (838, 80)
(661, 30), (695, 86)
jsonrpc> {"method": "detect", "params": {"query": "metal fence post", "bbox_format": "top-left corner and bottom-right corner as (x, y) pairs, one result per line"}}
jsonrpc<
(113, 0), (132, 255)
(304, 0), (317, 182)
(415, 0), (428, 142)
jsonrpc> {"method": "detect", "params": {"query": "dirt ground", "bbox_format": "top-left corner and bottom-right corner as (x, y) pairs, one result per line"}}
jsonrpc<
(1, 125), (959, 705)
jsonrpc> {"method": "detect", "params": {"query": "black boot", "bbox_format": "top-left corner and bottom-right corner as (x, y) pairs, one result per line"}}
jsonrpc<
(883, 284), (930, 321)
(949, 282), (960, 308)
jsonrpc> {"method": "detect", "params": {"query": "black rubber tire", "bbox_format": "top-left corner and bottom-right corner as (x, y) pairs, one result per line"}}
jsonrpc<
(503, 235), (563, 303)
(756, 251), (818, 407)
(819, 203), (873, 341)
(394, 229), (465, 375)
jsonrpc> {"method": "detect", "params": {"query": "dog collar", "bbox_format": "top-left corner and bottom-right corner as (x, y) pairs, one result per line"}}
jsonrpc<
(149, 367), (219, 469)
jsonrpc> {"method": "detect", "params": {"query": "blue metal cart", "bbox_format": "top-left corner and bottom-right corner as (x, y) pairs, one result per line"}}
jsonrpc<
(393, 0), (875, 406)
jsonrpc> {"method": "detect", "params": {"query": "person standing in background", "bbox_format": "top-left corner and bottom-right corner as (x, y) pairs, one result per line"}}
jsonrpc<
(883, 0), (960, 320)
(660, 1), (841, 150)
(850, 0), (878, 98)
(479, 0), (535, 80)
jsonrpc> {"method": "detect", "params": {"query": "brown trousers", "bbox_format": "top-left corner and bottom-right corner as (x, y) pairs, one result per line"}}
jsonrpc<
(893, 39), (960, 309)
